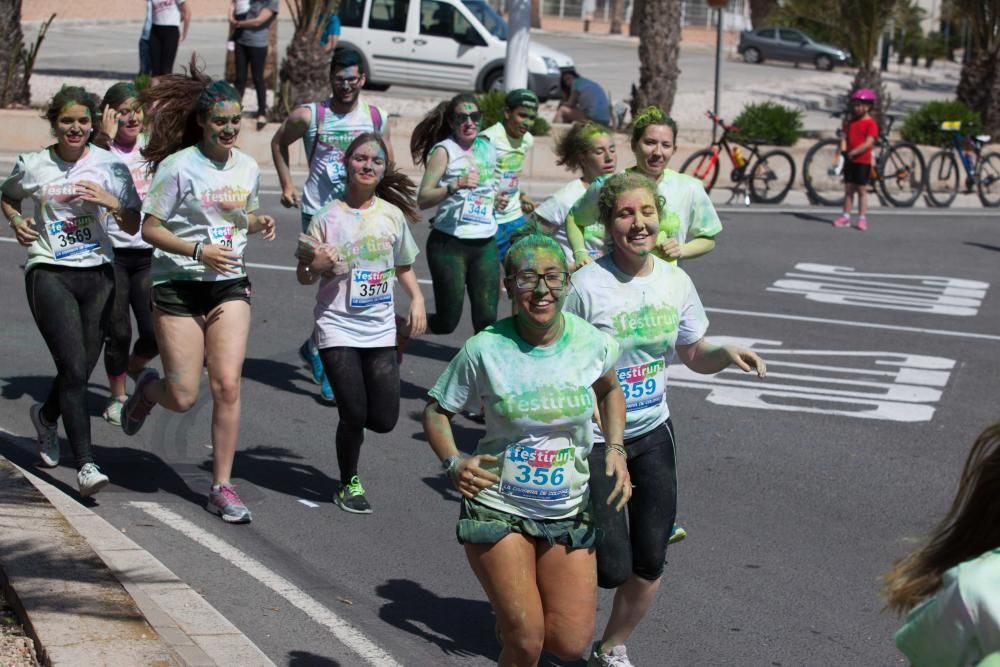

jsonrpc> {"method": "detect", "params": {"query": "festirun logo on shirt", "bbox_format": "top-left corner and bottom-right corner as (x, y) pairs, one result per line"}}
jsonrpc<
(497, 384), (594, 423)
(611, 303), (679, 344)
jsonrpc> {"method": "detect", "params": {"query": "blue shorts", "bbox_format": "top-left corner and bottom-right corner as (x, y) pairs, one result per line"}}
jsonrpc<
(301, 211), (314, 233)
(495, 216), (527, 262)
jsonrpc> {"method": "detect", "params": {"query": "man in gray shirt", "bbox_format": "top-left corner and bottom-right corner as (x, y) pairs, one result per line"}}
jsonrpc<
(231, 0), (279, 129)
(553, 69), (611, 126)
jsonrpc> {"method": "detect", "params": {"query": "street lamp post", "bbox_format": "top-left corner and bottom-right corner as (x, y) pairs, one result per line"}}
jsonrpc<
(707, 0), (729, 140)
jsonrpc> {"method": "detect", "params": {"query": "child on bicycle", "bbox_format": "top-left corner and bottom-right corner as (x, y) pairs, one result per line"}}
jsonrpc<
(833, 88), (878, 231)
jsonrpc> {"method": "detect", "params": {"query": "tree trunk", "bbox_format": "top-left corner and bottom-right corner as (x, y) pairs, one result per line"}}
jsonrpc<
(629, 0), (642, 37)
(958, 49), (1000, 136)
(633, 0), (680, 114)
(0, 0), (30, 107)
(273, 1), (335, 122)
(531, 0), (542, 29)
(748, 0), (777, 28)
(610, 0), (623, 35)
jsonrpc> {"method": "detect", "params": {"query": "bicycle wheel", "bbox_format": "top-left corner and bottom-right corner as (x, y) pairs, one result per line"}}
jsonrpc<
(748, 149), (796, 204)
(802, 138), (845, 207)
(679, 148), (720, 193)
(976, 152), (1000, 208)
(876, 141), (925, 207)
(924, 150), (960, 208)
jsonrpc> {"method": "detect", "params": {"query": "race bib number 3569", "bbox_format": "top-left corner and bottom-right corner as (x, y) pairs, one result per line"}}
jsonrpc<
(49, 216), (99, 260)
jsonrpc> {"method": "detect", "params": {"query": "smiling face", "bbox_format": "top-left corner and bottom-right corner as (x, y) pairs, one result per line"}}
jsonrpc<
(633, 123), (676, 179)
(450, 101), (481, 142)
(608, 187), (659, 258)
(503, 105), (537, 139)
(115, 97), (143, 143)
(331, 65), (365, 105)
(508, 247), (569, 331)
(581, 132), (617, 181)
(198, 100), (242, 154)
(54, 103), (92, 151)
(347, 139), (387, 189)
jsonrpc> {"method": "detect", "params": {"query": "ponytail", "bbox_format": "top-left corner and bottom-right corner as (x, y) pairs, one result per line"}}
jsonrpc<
(410, 93), (479, 166)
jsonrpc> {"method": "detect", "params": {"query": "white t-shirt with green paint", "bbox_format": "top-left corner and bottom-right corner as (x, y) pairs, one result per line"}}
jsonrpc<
(304, 198), (418, 349)
(895, 548), (1000, 667)
(429, 313), (620, 520)
(565, 254), (708, 441)
(142, 145), (260, 285)
(479, 122), (533, 225)
(1, 146), (140, 272)
(534, 177), (591, 263)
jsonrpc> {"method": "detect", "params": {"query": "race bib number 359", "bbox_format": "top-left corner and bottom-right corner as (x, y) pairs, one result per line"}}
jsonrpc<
(617, 359), (666, 411)
(49, 216), (99, 260)
(499, 444), (574, 500)
(350, 268), (394, 308)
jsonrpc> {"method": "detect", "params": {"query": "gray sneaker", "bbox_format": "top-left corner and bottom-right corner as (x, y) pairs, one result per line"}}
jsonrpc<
(121, 369), (159, 436)
(77, 463), (109, 498)
(206, 483), (252, 523)
(29, 403), (59, 468)
(102, 396), (127, 427)
(588, 642), (634, 667)
(334, 475), (372, 514)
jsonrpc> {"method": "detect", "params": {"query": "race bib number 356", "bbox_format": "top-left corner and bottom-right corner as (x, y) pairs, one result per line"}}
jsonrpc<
(499, 444), (574, 500)
(49, 216), (99, 260)
(350, 268), (394, 308)
(617, 359), (666, 411)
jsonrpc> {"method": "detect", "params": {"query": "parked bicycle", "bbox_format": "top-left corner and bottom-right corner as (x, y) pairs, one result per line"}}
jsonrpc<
(924, 121), (1000, 208)
(679, 110), (796, 205)
(802, 112), (925, 208)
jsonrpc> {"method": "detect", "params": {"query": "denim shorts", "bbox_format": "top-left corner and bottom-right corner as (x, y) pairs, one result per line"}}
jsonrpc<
(495, 216), (527, 262)
(456, 497), (598, 549)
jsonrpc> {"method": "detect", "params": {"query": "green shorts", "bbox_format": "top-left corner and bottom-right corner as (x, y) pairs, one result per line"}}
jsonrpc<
(456, 497), (599, 549)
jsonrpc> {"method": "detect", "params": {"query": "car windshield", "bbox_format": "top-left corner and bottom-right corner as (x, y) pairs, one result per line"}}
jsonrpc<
(462, 0), (507, 40)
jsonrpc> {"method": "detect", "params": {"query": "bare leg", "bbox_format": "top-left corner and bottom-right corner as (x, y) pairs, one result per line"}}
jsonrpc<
(144, 310), (206, 412)
(203, 301), (251, 485)
(536, 542), (597, 661)
(858, 182), (869, 217)
(598, 574), (661, 652)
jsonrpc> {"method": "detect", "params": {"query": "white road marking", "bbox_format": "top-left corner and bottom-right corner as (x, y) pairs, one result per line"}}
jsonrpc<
(297, 499), (319, 508)
(129, 501), (402, 667)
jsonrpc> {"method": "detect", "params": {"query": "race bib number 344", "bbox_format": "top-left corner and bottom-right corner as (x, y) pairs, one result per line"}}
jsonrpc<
(49, 216), (99, 260)
(350, 268), (394, 308)
(499, 444), (574, 500)
(460, 190), (495, 225)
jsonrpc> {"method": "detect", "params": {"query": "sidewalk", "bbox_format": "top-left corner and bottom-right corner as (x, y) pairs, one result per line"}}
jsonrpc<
(0, 438), (274, 667)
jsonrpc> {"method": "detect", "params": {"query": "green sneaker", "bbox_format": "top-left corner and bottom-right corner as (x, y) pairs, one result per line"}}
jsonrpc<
(669, 523), (687, 544)
(335, 475), (372, 514)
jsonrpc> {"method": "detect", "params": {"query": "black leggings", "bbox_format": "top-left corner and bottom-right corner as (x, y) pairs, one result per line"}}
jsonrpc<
(234, 43), (268, 115)
(588, 419), (678, 588)
(25, 264), (114, 468)
(319, 346), (400, 482)
(149, 24), (180, 76)
(426, 228), (499, 335)
(104, 249), (157, 379)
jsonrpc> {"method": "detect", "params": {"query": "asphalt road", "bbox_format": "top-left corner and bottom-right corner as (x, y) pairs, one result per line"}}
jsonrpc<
(1, 164), (998, 666)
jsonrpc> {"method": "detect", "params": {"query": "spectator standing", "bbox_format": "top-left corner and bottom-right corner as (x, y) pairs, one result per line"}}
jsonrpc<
(554, 69), (610, 126)
(322, 2), (341, 54)
(231, 0), (279, 130)
(139, 0), (153, 75)
(149, 0), (191, 79)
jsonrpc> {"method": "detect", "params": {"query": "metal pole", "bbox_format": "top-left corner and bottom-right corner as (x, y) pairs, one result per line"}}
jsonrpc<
(505, 0), (531, 90)
(713, 7), (722, 139)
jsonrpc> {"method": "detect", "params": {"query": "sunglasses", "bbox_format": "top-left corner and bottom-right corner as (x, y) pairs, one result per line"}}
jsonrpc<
(453, 112), (482, 125)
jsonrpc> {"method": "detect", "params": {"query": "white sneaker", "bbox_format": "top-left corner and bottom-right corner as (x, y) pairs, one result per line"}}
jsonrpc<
(29, 403), (59, 468)
(588, 642), (634, 667)
(77, 463), (109, 498)
(102, 396), (127, 426)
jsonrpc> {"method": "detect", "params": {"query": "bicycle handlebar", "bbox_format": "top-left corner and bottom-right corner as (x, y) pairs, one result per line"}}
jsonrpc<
(704, 110), (739, 133)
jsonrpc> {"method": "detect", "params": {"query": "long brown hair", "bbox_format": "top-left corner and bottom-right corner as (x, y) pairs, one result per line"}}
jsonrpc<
(409, 93), (479, 166)
(344, 132), (418, 223)
(882, 422), (1000, 614)
(140, 55), (241, 173)
(554, 120), (611, 172)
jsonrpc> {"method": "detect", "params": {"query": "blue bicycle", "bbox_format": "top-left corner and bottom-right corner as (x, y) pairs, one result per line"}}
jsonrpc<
(924, 121), (1000, 208)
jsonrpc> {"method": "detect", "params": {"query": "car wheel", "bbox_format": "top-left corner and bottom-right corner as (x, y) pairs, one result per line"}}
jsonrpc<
(815, 54), (834, 71)
(743, 47), (761, 64)
(483, 69), (504, 94)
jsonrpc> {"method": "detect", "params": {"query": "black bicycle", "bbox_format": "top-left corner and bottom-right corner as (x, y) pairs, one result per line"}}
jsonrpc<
(679, 111), (796, 205)
(924, 121), (1000, 208)
(801, 112), (925, 208)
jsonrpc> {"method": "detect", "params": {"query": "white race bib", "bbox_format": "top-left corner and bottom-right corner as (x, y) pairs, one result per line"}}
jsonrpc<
(209, 224), (236, 250)
(499, 169), (519, 195)
(48, 216), (99, 260)
(460, 190), (495, 225)
(616, 359), (666, 411)
(349, 267), (394, 308)
(499, 435), (575, 501)
(325, 152), (346, 184)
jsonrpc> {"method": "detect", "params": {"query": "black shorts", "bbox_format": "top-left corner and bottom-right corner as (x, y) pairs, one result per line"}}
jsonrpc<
(152, 278), (252, 317)
(844, 161), (871, 186)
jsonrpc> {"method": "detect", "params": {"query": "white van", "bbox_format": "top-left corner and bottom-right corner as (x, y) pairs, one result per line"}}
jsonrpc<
(337, 0), (574, 100)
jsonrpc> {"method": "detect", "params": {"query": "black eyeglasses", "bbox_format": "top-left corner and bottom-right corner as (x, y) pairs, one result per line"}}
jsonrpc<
(453, 112), (482, 125)
(510, 271), (569, 291)
(333, 76), (362, 88)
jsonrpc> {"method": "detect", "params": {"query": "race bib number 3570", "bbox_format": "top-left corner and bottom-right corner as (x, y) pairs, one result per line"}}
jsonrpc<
(350, 267), (394, 308)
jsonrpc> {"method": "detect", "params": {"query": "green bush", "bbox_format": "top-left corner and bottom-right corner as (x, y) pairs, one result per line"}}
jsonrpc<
(477, 90), (550, 136)
(900, 100), (982, 147)
(730, 101), (803, 146)
(133, 73), (152, 93)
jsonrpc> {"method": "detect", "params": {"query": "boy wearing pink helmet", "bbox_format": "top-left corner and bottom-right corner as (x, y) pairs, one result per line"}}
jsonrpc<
(833, 88), (878, 230)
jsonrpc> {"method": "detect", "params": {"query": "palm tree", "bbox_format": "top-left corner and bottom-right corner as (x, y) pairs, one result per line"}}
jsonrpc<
(0, 0), (54, 108)
(609, 0), (624, 35)
(633, 0), (681, 113)
(953, 0), (1000, 135)
(273, 0), (335, 121)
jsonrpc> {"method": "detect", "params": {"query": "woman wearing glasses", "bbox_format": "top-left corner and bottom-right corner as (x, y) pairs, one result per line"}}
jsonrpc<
(411, 93), (507, 336)
(423, 223), (630, 666)
(564, 172), (766, 666)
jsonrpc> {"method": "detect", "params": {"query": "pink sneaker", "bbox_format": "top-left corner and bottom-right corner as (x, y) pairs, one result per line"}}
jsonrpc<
(832, 214), (850, 228)
(854, 216), (868, 231)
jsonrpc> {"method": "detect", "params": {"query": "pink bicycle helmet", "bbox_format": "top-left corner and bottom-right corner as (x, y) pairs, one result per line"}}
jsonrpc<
(851, 88), (876, 103)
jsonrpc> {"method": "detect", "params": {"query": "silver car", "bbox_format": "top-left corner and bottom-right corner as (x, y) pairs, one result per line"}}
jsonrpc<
(737, 27), (850, 71)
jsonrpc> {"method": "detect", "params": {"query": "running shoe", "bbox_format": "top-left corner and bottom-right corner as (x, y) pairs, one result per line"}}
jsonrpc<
(29, 403), (59, 468)
(669, 523), (688, 544)
(102, 396), (127, 427)
(299, 339), (325, 385)
(588, 642), (634, 667)
(77, 463), (109, 498)
(320, 374), (335, 403)
(335, 475), (372, 514)
(832, 214), (850, 228)
(206, 483), (252, 523)
(121, 368), (159, 436)
(854, 216), (868, 231)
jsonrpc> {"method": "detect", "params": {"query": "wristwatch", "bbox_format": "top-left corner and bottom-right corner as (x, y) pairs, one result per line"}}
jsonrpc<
(442, 454), (463, 476)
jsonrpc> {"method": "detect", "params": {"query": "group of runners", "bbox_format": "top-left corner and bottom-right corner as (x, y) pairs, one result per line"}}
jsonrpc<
(3, 48), (770, 666)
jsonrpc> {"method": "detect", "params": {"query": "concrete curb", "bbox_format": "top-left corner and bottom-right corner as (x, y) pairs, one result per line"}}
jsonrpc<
(0, 446), (274, 667)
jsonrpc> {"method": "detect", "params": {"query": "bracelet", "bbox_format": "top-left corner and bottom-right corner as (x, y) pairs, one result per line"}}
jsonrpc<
(606, 443), (627, 458)
(442, 454), (464, 477)
(192, 242), (203, 262)
(8, 213), (24, 228)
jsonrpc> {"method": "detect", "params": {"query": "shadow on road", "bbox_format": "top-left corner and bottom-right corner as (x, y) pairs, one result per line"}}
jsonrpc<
(287, 651), (341, 667)
(223, 445), (336, 503)
(242, 356), (325, 402)
(790, 212), (835, 225)
(400, 339), (461, 364)
(964, 241), (1000, 253)
(1, 375), (109, 417)
(33, 67), (136, 80)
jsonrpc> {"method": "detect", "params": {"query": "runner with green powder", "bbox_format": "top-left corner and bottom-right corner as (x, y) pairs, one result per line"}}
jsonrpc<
(566, 106), (723, 267)
(479, 88), (538, 262)
(423, 223), (631, 666)
(411, 93), (509, 335)
(565, 172), (766, 667)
